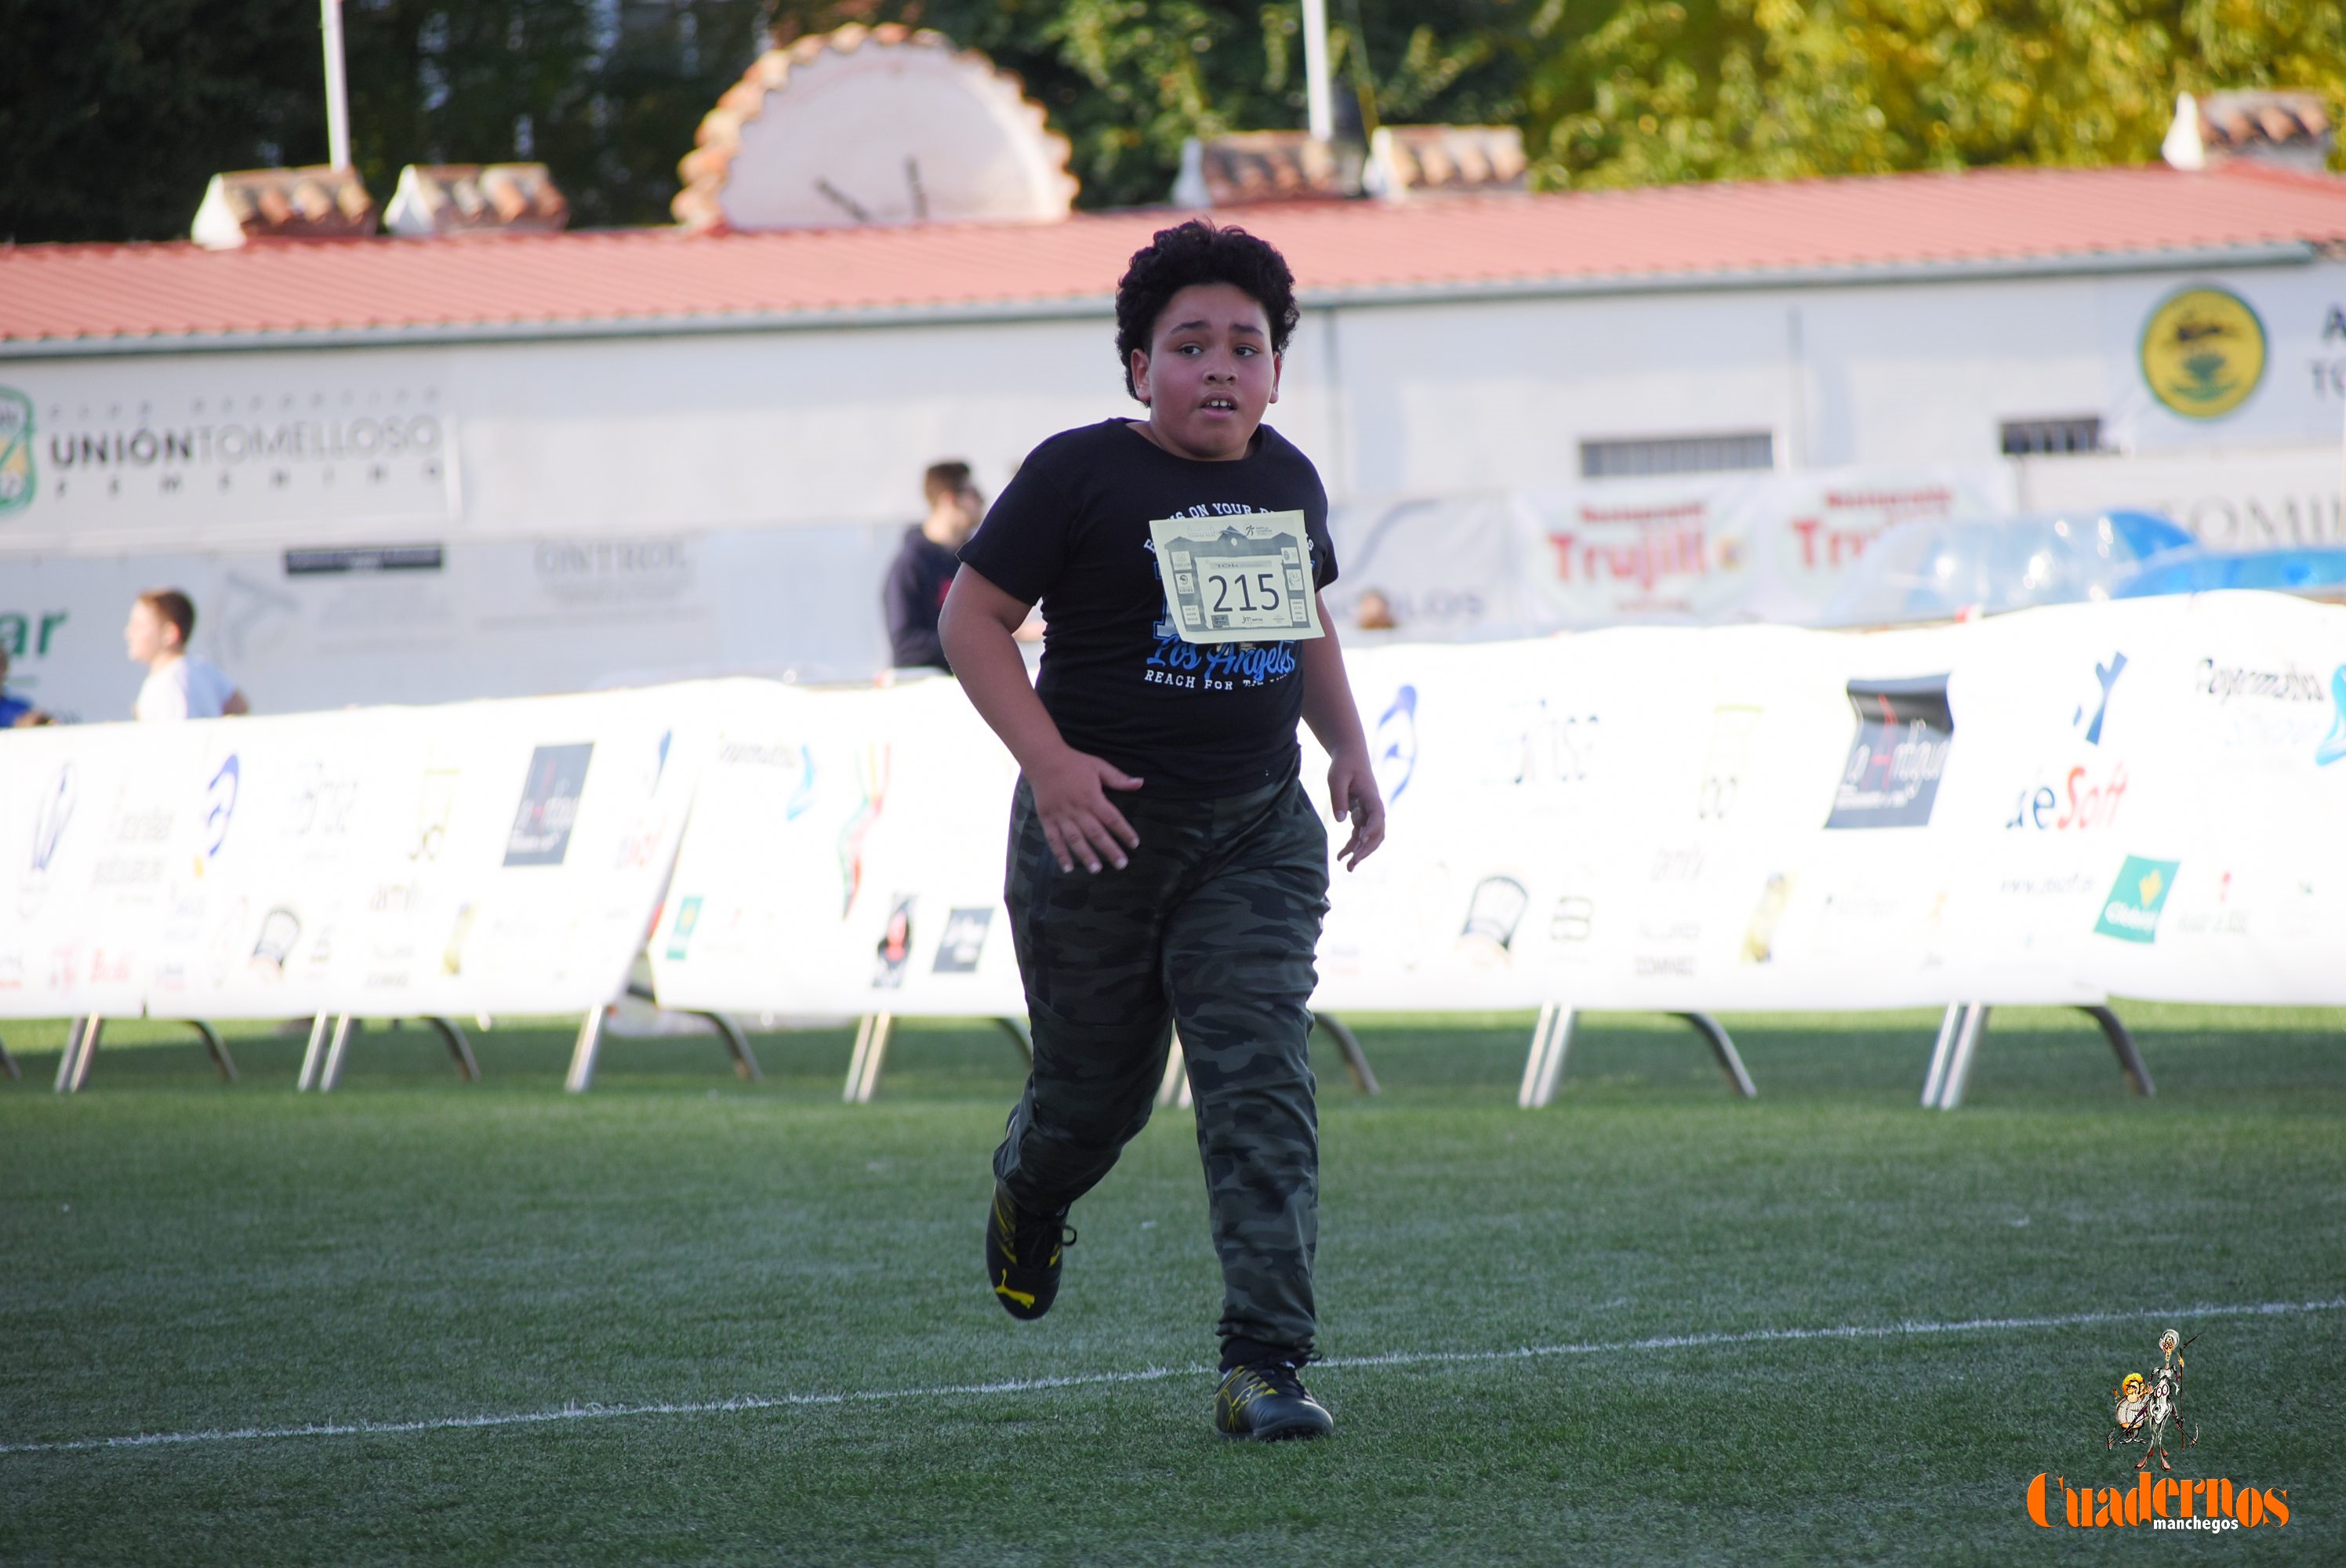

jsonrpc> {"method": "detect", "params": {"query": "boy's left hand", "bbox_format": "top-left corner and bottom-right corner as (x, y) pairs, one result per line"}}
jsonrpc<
(1326, 749), (1386, 871)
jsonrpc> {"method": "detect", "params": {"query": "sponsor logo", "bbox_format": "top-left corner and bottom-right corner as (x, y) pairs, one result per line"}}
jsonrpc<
(1698, 705), (1760, 820)
(29, 762), (75, 875)
(665, 895), (704, 962)
(1485, 700), (1597, 789)
(2194, 657), (2325, 705)
(250, 907), (301, 977)
(837, 746), (890, 916)
(2095, 855), (2180, 943)
(0, 387), (33, 515)
(441, 902), (478, 976)
(873, 894), (914, 988)
(411, 768), (459, 862)
(199, 754), (241, 866)
(1784, 488), (1956, 573)
(1372, 684), (1418, 803)
(717, 736), (818, 818)
(1548, 893), (1594, 946)
(1826, 676), (1953, 829)
(1543, 499), (1746, 599)
(2006, 764), (2128, 832)
(933, 906), (993, 973)
(2076, 651), (2126, 744)
(2140, 285), (2266, 420)
(1739, 872), (1795, 964)
(1461, 876), (1528, 953)
(504, 743), (594, 866)
(2319, 664), (2346, 767)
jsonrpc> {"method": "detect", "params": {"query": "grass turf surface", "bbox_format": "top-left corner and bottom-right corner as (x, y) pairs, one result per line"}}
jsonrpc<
(3, 1005), (2342, 1565)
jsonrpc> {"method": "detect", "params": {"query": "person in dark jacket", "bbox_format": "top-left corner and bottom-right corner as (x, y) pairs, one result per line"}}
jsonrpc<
(882, 461), (986, 670)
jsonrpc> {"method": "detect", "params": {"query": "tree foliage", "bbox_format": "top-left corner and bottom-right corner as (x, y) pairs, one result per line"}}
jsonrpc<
(0, 0), (327, 244)
(1, 0), (2335, 244)
(1524, 0), (2345, 187)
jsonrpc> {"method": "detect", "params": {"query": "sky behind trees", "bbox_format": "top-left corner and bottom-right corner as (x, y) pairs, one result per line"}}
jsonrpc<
(2, 0), (2337, 244)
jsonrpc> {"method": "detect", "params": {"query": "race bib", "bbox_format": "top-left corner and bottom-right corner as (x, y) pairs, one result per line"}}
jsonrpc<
(1148, 511), (1324, 645)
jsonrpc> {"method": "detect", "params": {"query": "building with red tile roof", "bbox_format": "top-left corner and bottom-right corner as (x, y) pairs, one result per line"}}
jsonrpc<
(4, 162), (2342, 355)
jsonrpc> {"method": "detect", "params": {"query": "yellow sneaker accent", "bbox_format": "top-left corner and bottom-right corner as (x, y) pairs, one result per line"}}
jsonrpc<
(993, 1272), (1037, 1310)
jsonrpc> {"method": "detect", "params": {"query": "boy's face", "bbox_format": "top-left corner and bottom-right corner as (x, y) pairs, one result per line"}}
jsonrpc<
(1130, 282), (1280, 461)
(125, 600), (174, 664)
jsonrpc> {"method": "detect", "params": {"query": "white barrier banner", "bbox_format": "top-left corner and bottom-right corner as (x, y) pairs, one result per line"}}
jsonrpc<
(0, 686), (710, 1020)
(646, 676), (1025, 1018)
(5, 593), (2342, 1025)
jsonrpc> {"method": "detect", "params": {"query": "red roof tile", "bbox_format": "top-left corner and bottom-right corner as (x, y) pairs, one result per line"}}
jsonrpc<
(6, 162), (2344, 350)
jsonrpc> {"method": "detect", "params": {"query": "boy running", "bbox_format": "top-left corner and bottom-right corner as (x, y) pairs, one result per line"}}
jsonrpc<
(938, 219), (1384, 1442)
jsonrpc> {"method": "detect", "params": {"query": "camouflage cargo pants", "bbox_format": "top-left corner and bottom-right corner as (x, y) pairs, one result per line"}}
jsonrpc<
(993, 767), (1330, 1358)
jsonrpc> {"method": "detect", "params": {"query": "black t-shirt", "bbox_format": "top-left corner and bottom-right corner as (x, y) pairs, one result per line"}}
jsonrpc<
(958, 419), (1337, 798)
(882, 525), (961, 670)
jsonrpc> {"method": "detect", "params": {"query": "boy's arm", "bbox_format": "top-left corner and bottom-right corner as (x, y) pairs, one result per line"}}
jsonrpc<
(938, 564), (1142, 875)
(1298, 600), (1385, 870)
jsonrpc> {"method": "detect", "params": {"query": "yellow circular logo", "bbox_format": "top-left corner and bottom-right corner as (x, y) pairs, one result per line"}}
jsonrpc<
(2141, 286), (2266, 419)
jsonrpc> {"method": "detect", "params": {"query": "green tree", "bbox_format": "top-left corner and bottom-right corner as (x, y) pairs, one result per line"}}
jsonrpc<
(0, 0), (328, 243)
(1522, 0), (2344, 189)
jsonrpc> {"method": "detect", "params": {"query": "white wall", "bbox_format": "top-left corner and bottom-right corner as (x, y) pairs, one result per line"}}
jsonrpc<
(3, 253), (2339, 716)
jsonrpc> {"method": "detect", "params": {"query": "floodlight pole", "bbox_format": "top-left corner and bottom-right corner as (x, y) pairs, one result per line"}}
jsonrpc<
(321, 0), (353, 169)
(1301, 0), (1334, 142)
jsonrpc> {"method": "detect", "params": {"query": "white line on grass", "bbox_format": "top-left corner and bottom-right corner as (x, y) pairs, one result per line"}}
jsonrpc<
(5, 1294), (2337, 1457)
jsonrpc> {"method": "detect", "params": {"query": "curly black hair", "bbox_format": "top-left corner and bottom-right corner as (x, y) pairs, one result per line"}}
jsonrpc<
(1113, 219), (1301, 401)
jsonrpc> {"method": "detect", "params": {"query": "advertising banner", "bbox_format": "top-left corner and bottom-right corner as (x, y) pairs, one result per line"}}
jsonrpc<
(0, 685), (711, 1020)
(1514, 466), (2015, 630)
(3, 592), (2341, 1025)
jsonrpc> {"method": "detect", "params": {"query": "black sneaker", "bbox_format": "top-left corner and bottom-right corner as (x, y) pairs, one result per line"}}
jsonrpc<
(1215, 1358), (1335, 1442)
(983, 1180), (1073, 1320)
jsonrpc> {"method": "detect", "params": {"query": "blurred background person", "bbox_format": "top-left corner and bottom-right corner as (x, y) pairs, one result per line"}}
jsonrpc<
(125, 588), (248, 721)
(1353, 588), (1400, 632)
(884, 460), (986, 672)
(0, 645), (49, 727)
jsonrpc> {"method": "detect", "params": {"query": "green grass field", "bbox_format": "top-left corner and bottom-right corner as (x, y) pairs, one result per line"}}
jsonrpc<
(4, 1004), (2342, 1566)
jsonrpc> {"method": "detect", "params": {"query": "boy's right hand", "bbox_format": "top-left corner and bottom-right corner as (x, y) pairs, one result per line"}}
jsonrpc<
(1028, 748), (1142, 873)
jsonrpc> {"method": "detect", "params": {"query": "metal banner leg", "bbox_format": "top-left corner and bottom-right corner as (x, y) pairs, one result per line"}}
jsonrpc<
(423, 1016), (481, 1082)
(1531, 1007), (1575, 1107)
(1936, 1004), (1992, 1110)
(1312, 1012), (1380, 1095)
(1516, 1003), (1557, 1109)
(995, 1016), (1035, 1067)
(187, 1020), (237, 1083)
(319, 1015), (359, 1092)
(845, 1013), (893, 1104)
(66, 1015), (104, 1093)
(1676, 1012), (1756, 1098)
(2080, 1005), (2154, 1097)
(297, 1015), (332, 1091)
(1157, 1033), (1189, 1108)
(565, 1008), (607, 1093)
(703, 1012), (761, 1083)
(1920, 1004), (1964, 1108)
(56, 1016), (96, 1094)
